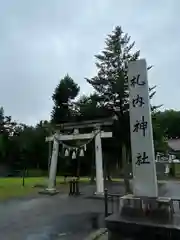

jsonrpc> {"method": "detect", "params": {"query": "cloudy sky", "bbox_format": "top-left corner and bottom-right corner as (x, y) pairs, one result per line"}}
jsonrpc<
(0, 0), (179, 125)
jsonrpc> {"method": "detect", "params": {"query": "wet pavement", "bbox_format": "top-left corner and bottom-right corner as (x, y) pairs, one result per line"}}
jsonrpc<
(0, 183), (106, 240)
(162, 181), (180, 198)
(0, 194), (105, 239)
(0, 181), (180, 239)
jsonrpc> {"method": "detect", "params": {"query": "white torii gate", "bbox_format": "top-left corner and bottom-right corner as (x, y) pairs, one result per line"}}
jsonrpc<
(46, 127), (112, 195)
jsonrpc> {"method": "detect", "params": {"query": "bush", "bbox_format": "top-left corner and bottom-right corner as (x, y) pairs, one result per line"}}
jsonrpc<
(27, 169), (47, 177)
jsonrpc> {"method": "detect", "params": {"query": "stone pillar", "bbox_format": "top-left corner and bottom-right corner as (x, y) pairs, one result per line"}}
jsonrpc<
(95, 129), (104, 195)
(128, 59), (158, 197)
(47, 135), (59, 192)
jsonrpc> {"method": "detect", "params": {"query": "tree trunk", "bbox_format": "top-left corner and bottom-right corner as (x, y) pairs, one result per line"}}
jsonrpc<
(104, 165), (111, 181)
(107, 153), (112, 181)
(106, 163), (112, 181)
(90, 168), (95, 183)
(116, 158), (119, 171)
(103, 153), (112, 181)
(122, 143), (131, 194)
(76, 156), (81, 179)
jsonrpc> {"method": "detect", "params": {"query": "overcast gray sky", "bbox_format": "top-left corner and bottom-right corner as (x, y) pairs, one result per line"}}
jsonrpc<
(0, 0), (179, 125)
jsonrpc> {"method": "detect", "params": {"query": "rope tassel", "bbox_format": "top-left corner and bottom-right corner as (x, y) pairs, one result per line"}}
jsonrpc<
(65, 149), (69, 157)
(72, 151), (76, 159)
(79, 148), (84, 157)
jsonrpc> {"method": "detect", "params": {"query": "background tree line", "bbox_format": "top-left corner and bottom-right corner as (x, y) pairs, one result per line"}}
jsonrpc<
(0, 26), (178, 177)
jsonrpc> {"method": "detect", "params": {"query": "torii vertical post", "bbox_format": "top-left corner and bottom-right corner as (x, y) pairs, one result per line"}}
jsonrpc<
(46, 133), (59, 192)
(95, 127), (104, 195)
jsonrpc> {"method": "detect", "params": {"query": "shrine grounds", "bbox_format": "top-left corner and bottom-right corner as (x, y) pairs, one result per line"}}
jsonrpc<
(0, 184), (105, 239)
(0, 179), (110, 240)
(0, 176), (127, 201)
(0, 176), (180, 201)
(0, 179), (179, 239)
(0, 176), (90, 200)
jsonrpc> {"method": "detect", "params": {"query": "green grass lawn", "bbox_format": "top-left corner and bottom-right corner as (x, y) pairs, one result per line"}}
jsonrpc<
(0, 176), (91, 201)
(0, 176), (120, 201)
(0, 177), (46, 200)
(0, 176), (64, 201)
(0, 176), (178, 201)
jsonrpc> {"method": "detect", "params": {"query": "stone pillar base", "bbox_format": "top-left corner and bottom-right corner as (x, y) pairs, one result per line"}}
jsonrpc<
(94, 192), (104, 196)
(105, 195), (178, 239)
(93, 192), (104, 199)
(39, 188), (59, 195)
(120, 194), (174, 222)
(106, 213), (180, 240)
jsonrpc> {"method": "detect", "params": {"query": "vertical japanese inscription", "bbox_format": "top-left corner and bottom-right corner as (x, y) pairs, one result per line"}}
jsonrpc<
(133, 116), (147, 137)
(128, 59), (158, 197)
(130, 74), (145, 87)
(131, 74), (148, 165)
(132, 94), (145, 107)
(135, 152), (150, 166)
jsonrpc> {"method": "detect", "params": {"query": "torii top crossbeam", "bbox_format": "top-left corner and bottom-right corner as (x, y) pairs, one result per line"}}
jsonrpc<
(46, 117), (113, 142)
(49, 117), (114, 130)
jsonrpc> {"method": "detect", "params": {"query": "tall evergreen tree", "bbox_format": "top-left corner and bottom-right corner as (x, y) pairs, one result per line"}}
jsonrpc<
(86, 26), (156, 192)
(86, 26), (139, 141)
(87, 27), (139, 144)
(51, 74), (80, 124)
(76, 93), (110, 121)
